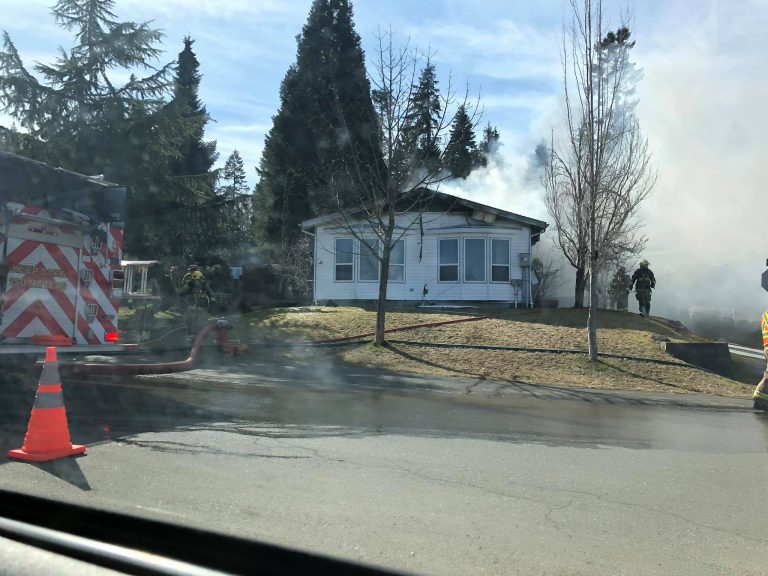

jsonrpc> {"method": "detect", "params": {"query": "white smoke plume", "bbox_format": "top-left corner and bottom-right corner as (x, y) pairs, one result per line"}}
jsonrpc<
(634, 0), (768, 323)
(441, 0), (768, 325)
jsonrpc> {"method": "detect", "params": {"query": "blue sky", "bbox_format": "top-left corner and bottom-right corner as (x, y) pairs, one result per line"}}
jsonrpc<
(2, 0), (594, 183)
(3, 0), (768, 319)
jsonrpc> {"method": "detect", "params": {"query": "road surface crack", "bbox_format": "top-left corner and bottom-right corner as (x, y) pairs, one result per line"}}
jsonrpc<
(117, 438), (309, 460)
(272, 440), (766, 545)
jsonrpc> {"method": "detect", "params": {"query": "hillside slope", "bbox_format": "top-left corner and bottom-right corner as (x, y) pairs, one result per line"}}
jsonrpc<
(240, 307), (754, 398)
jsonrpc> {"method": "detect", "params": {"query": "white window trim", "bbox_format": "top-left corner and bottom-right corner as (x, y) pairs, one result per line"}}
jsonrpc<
(388, 238), (406, 284)
(334, 237), (355, 283)
(463, 237), (487, 283)
(490, 237), (511, 284)
(437, 238), (460, 284)
(358, 238), (380, 283)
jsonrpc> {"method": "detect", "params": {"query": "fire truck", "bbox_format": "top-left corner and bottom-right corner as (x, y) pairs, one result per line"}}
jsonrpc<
(0, 152), (127, 352)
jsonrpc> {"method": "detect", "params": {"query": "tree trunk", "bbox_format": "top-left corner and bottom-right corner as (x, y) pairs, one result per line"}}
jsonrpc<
(574, 266), (587, 308)
(374, 229), (394, 345)
(587, 227), (598, 361)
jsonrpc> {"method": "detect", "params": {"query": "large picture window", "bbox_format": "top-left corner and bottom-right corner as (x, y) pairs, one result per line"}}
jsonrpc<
(359, 239), (380, 281)
(335, 238), (354, 281)
(491, 238), (510, 282)
(438, 239), (459, 282)
(388, 239), (405, 282)
(464, 238), (486, 282)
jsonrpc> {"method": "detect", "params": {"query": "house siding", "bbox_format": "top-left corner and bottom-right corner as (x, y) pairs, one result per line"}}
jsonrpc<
(314, 212), (533, 303)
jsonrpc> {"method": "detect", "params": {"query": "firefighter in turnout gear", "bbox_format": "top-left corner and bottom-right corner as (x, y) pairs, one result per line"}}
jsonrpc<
(178, 263), (215, 337)
(630, 259), (656, 317)
(752, 309), (768, 411)
(178, 264), (215, 308)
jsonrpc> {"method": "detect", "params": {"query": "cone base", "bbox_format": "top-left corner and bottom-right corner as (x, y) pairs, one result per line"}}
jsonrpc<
(7, 444), (86, 462)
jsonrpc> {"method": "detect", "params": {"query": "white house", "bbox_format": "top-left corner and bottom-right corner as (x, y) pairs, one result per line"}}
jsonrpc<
(301, 191), (548, 305)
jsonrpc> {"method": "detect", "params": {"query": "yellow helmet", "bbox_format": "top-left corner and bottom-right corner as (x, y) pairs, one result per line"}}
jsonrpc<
(640, 259), (649, 266)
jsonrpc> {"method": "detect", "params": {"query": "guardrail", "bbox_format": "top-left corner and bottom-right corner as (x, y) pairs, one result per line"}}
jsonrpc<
(728, 343), (764, 361)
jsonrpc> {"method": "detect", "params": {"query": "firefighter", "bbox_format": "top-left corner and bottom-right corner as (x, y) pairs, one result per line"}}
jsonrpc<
(630, 259), (656, 317)
(609, 266), (632, 311)
(753, 309), (768, 411)
(180, 264), (201, 290)
(178, 263), (215, 307)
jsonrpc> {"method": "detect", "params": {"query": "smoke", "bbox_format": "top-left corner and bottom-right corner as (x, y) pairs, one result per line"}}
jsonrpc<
(441, 1), (768, 325)
(633, 0), (768, 322)
(439, 141), (549, 224)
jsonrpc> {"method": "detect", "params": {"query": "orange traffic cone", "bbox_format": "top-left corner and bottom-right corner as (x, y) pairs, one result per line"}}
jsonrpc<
(8, 347), (86, 462)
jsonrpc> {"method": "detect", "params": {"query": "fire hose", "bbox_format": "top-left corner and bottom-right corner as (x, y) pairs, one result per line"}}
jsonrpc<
(59, 322), (221, 377)
(303, 315), (488, 344)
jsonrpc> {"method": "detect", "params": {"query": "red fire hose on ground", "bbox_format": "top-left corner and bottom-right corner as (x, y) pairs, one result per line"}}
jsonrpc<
(60, 322), (220, 377)
(56, 315), (489, 376)
(52, 313), (699, 376)
(305, 315), (488, 344)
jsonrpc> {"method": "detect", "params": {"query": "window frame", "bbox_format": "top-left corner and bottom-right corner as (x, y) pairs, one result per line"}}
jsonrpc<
(437, 238), (460, 283)
(463, 237), (487, 283)
(358, 238), (380, 283)
(490, 237), (511, 284)
(334, 237), (355, 282)
(388, 238), (406, 283)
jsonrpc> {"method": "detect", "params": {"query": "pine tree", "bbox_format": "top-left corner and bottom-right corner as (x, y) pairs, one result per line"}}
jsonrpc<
(253, 0), (381, 258)
(218, 150), (250, 251)
(405, 59), (442, 172)
(477, 123), (500, 167)
(0, 0), (172, 176)
(0, 0), (194, 261)
(222, 150), (248, 193)
(170, 37), (218, 185)
(160, 36), (222, 265)
(444, 105), (477, 179)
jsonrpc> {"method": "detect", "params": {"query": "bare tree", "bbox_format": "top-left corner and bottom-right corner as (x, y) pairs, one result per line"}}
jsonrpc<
(281, 235), (314, 305)
(326, 29), (479, 344)
(532, 255), (562, 307)
(544, 0), (656, 360)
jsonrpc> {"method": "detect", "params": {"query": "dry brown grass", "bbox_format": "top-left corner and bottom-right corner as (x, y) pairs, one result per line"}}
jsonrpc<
(236, 306), (753, 398)
(338, 343), (751, 397)
(238, 306), (469, 342)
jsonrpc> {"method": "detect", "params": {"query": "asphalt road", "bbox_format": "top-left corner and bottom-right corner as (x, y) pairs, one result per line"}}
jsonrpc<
(0, 361), (767, 575)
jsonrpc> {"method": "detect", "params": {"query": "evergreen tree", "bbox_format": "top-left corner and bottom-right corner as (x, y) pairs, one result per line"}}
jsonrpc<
(253, 0), (381, 258)
(0, 0), (192, 261)
(160, 36), (222, 265)
(222, 150), (248, 193)
(217, 150), (250, 251)
(405, 59), (442, 172)
(477, 123), (500, 167)
(170, 37), (218, 186)
(0, 0), (172, 176)
(444, 105), (477, 179)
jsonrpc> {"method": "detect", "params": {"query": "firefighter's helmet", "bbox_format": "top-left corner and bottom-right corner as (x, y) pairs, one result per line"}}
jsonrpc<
(640, 259), (649, 267)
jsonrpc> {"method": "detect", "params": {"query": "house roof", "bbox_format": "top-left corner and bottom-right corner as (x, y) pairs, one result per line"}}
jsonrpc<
(300, 189), (548, 236)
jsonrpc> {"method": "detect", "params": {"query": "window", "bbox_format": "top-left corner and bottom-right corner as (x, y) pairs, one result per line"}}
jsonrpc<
(438, 238), (459, 282)
(491, 239), (510, 282)
(388, 239), (405, 282)
(359, 239), (380, 281)
(335, 238), (354, 281)
(464, 238), (486, 282)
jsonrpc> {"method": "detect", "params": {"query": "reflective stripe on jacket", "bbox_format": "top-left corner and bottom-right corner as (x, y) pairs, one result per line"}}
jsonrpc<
(762, 310), (768, 350)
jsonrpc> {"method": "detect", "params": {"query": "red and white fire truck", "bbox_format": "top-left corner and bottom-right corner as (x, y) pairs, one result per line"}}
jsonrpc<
(0, 152), (127, 352)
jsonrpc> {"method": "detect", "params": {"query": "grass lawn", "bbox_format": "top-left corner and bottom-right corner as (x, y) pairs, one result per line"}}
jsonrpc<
(236, 306), (755, 398)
